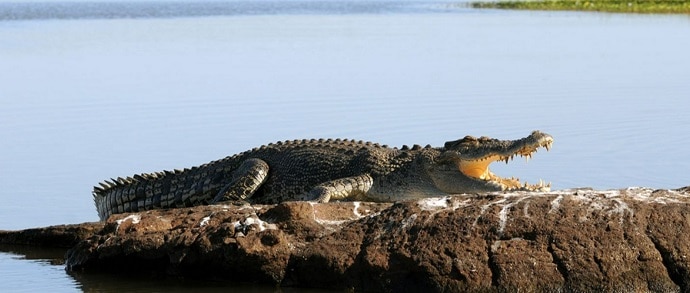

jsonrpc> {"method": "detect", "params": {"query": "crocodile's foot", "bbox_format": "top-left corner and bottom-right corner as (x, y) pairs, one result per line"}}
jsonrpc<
(457, 131), (554, 192)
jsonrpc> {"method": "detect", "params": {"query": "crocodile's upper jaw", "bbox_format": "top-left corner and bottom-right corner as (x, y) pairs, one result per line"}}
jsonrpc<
(456, 132), (554, 192)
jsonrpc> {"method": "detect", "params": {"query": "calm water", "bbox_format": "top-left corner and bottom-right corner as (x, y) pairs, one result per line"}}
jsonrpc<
(1, 0), (689, 291)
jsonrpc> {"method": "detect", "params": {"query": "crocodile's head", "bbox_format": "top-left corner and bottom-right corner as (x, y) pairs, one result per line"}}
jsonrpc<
(430, 130), (553, 193)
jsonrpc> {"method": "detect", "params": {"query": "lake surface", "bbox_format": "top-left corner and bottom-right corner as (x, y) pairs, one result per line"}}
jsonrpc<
(1, 0), (689, 291)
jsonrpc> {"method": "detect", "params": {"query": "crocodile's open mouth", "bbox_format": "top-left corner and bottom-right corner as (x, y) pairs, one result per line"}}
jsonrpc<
(458, 136), (553, 191)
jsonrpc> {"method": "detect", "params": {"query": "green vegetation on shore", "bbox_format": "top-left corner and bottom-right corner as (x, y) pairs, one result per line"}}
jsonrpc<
(471, 0), (690, 14)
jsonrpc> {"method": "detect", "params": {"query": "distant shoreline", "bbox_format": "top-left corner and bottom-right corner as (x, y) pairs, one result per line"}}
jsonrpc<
(470, 0), (690, 14)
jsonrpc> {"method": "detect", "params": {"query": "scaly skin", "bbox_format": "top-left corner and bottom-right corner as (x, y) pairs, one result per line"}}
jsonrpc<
(93, 131), (553, 220)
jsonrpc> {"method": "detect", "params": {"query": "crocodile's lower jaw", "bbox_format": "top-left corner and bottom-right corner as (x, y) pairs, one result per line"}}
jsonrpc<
(492, 173), (551, 192)
(466, 168), (550, 192)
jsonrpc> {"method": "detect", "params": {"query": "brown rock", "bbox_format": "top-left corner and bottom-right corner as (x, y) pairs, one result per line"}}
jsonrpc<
(0, 222), (104, 247)
(3, 187), (690, 292)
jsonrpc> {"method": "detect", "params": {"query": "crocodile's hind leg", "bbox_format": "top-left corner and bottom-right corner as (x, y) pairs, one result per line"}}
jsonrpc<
(212, 158), (269, 203)
(305, 174), (374, 203)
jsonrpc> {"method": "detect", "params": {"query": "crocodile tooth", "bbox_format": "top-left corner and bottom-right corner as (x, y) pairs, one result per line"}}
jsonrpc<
(99, 182), (110, 189)
(540, 140), (552, 151)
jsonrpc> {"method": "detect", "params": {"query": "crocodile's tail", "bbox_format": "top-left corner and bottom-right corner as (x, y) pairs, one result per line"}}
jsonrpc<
(92, 169), (187, 220)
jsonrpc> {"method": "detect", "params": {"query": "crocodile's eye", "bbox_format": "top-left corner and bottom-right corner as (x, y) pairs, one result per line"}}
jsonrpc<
(444, 136), (478, 149)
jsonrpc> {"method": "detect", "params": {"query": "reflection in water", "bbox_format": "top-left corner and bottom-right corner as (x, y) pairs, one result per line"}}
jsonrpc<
(0, 245), (333, 293)
(0, 244), (67, 263)
(0, 245), (78, 292)
(69, 271), (321, 293)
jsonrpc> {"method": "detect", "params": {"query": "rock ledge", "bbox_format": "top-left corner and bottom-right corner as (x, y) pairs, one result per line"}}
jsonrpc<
(3, 187), (690, 292)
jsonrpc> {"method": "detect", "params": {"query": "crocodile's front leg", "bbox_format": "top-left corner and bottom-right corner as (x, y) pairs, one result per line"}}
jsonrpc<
(305, 174), (374, 203)
(212, 158), (269, 203)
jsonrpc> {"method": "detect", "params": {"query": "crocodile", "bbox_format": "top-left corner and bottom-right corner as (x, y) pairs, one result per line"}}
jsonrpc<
(93, 131), (553, 220)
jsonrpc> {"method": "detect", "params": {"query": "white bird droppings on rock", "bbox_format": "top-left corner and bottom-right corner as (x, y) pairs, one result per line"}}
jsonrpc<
(116, 214), (140, 226)
(115, 214), (141, 231)
(353, 201), (362, 218)
(417, 197), (450, 211)
(200, 216), (211, 227)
